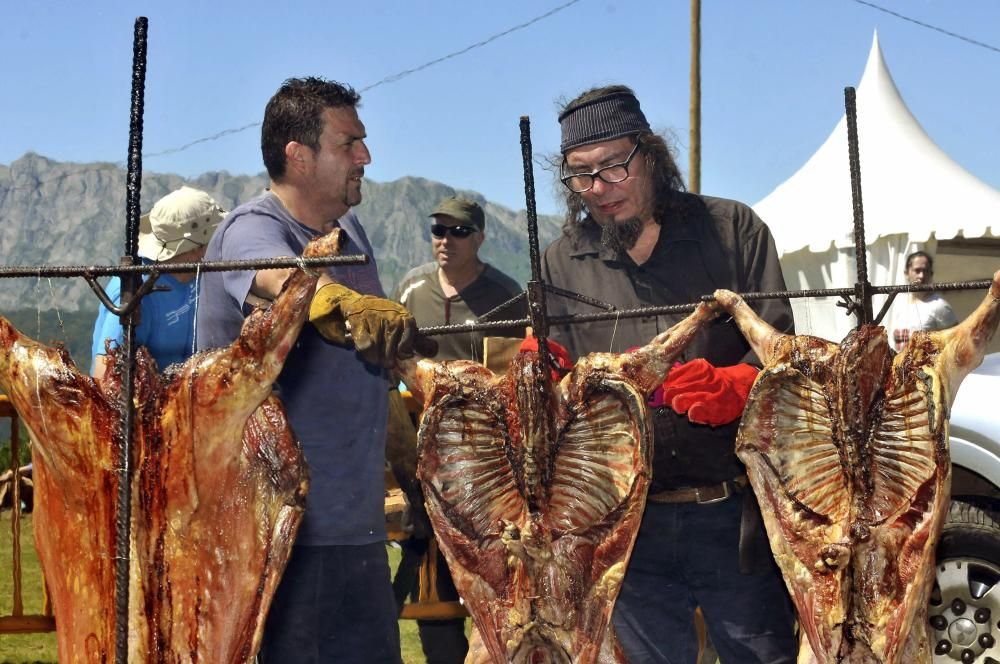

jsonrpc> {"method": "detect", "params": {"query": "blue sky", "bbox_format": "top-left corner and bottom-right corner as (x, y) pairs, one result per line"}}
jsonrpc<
(2, 1), (997, 216)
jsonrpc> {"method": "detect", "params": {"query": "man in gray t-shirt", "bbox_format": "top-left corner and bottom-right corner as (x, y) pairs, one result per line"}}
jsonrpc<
(197, 77), (416, 664)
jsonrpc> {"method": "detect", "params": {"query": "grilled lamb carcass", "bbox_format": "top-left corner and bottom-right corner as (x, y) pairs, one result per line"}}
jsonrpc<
(398, 302), (718, 664)
(0, 230), (343, 662)
(714, 271), (1000, 664)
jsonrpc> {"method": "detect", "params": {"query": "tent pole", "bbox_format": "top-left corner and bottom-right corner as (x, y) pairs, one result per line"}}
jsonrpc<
(689, 0), (701, 194)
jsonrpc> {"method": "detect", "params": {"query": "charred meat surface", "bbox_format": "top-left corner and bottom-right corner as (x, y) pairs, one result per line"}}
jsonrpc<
(0, 230), (343, 663)
(398, 303), (718, 664)
(714, 271), (1000, 664)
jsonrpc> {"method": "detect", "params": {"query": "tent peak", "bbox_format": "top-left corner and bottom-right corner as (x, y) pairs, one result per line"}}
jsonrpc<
(860, 30), (901, 101)
(754, 34), (1000, 257)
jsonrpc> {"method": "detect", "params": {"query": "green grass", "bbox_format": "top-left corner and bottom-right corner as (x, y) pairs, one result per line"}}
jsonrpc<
(0, 514), (428, 663)
(390, 544), (430, 664)
(0, 512), (57, 663)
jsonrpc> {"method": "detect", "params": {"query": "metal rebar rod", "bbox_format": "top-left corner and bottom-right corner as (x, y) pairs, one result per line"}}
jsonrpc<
(519, 116), (550, 360)
(871, 279), (996, 295)
(844, 87), (873, 325)
(419, 318), (533, 336)
(520, 117), (543, 299)
(0, 254), (367, 279)
(414, 276), (998, 337)
(475, 291), (527, 324)
(542, 282), (616, 311)
(114, 16), (147, 664)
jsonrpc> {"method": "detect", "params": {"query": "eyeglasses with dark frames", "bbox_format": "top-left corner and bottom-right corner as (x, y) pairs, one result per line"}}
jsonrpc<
(560, 138), (642, 194)
(430, 224), (479, 239)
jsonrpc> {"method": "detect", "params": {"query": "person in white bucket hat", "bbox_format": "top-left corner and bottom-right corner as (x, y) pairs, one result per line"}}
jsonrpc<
(137, 186), (227, 261)
(90, 186), (226, 379)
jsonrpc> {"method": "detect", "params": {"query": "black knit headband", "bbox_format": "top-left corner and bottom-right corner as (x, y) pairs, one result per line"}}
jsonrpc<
(559, 90), (650, 153)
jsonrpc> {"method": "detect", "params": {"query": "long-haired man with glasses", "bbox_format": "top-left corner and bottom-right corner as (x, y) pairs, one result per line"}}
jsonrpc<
(541, 85), (797, 663)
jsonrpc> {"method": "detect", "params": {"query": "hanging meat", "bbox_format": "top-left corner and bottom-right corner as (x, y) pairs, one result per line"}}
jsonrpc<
(0, 230), (343, 662)
(398, 302), (718, 664)
(713, 271), (1000, 664)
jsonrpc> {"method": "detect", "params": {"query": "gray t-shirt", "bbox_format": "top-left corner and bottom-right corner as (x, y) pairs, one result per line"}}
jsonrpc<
(196, 192), (390, 546)
(395, 262), (524, 362)
(888, 292), (959, 351)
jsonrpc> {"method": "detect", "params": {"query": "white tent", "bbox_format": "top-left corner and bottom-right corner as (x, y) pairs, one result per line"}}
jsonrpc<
(754, 32), (1000, 344)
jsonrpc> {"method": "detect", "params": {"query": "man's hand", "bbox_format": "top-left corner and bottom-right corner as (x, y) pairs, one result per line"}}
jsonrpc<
(309, 283), (417, 367)
(657, 359), (759, 427)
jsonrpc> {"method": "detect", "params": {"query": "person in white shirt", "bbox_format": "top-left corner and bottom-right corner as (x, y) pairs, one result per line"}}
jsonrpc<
(889, 250), (958, 351)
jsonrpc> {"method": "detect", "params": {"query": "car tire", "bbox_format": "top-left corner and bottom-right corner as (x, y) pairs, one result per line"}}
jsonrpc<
(930, 500), (1000, 663)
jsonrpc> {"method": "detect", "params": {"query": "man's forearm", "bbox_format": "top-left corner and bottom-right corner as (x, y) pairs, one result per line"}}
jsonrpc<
(249, 268), (333, 304)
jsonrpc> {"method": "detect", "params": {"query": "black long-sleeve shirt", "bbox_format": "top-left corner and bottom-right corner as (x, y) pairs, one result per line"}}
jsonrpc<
(541, 193), (793, 491)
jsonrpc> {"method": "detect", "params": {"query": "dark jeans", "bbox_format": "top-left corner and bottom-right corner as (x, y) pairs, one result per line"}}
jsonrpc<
(259, 543), (402, 664)
(612, 496), (797, 664)
(416, 546), (468, 664)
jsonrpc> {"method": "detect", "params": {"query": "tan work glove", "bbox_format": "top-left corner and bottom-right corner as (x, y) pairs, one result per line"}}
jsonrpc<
(309, 283), (417, 368)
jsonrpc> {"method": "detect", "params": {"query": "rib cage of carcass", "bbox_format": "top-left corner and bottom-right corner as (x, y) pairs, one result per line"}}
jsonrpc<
(713, 271), (1000, 664)
(0, 231), (345, 662)
(398, 302), (718, 664)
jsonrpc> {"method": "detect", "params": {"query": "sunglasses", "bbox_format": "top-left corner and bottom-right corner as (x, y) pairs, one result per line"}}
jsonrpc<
(430, 223), (479, 239)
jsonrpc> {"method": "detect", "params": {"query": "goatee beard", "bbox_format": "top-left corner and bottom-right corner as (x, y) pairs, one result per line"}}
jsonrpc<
(600, 217), (644, 255)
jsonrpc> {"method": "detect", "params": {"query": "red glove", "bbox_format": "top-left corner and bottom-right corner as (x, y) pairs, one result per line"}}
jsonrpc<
(656, 359), (759, 427)
(647, 361), (682, 408)
(519, 335), (574, 380)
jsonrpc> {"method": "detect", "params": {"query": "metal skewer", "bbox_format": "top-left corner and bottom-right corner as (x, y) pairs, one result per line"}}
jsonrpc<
(112, 17), (148, 662)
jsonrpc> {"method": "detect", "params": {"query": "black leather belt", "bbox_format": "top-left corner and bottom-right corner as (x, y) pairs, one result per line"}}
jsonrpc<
(646, 476), (747, 505)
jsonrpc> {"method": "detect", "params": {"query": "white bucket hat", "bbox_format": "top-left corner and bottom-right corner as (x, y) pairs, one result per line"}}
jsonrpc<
(138, 186), (226, 261)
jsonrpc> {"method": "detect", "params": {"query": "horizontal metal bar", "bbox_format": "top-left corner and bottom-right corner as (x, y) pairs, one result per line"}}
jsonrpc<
(0, 254), (368, 279)
(419, 318), (532, 336)
(416, 276), (997, 337)
(871, 279), (994, 295)
(0, 254), (991, 336)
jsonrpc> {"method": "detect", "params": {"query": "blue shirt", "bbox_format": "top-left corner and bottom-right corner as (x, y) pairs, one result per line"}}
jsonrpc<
(91, 268), (199, 372)
(195, 192), (390, 546)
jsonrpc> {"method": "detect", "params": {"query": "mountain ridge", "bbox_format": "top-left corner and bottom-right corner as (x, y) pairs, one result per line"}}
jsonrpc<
(0, 153), (564, 313)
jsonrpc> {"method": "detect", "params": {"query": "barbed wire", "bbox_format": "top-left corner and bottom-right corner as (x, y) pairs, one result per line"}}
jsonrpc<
(145, 122), (261, 159)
